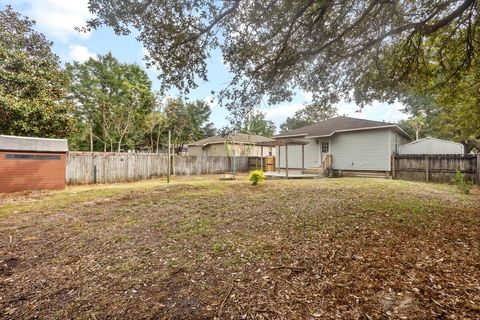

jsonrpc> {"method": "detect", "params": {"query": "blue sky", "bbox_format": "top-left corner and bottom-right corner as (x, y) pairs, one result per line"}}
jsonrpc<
(3, 0), (409, 130)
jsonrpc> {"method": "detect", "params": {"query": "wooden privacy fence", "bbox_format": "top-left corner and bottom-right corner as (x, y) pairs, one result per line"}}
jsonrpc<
(392, 154), (479, 184)
(66, 152), (249, 185)
(248, 156), (276, 172)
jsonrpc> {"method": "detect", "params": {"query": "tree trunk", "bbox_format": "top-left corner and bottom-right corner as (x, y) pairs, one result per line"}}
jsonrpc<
(89, 125), (93, 152)
(150, 127), (154, 153)
(461, 139), (480, 154)
(156, 130), (161, 154)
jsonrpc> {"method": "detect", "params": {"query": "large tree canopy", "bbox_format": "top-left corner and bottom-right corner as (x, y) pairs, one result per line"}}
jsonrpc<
(85, 1), (478, 110)
(236, 111), (276, 137)
(0, 6), (75, 137)
(66, 53), (156, 152)
(162, 97), (215, 153)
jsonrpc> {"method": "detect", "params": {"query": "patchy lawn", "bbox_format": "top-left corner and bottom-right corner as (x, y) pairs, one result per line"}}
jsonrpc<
(1, 176), (479, 319)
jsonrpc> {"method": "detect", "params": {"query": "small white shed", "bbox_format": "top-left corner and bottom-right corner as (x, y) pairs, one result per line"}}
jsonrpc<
(398, 137), (464, 155)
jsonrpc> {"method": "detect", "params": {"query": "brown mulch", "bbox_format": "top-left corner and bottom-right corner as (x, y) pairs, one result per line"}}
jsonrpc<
(0, 178), (479, 319)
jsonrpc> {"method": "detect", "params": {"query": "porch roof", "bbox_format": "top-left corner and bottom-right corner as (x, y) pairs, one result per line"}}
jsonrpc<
(255, 138), (310, 147)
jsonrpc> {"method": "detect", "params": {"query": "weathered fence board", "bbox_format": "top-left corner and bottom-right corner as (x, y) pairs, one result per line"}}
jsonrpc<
(393, 154), (478, 184)
(66, 152), (249, 185)
(248, 156), (276, 172)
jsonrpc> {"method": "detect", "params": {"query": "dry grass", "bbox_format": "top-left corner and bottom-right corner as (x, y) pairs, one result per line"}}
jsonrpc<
(1, 176), (479, 319)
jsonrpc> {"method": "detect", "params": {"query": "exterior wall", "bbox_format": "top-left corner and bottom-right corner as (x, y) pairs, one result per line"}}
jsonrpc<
(330, 129), (393, 171)
(276, 139), (320, 168)
(187, 146), (204, 156)
(0, 151), (66, 193)
(398, 138), (464, 155)
(189, 144), (275, 157)
(389, 131), (410, 154)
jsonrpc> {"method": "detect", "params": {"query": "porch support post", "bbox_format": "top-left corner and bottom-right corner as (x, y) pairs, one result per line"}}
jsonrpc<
(260, 146), (264, 171)
(301, 144), (305, 173)
(285, 143), (289, 178)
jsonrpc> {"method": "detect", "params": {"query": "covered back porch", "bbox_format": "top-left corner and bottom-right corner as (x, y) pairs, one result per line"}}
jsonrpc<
(256, 138), (331, 179)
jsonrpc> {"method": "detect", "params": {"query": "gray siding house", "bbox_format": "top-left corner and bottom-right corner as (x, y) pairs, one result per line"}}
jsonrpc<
(274, 116), (411, 173)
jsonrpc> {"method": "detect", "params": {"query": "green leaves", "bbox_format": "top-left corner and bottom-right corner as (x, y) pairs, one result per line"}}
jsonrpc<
(86, 0), (479, 117)
(162, 97), (215, 152)
(237, 111), (276, 137)
(0, 6), (75, 138)
(66, 53), (155, 151)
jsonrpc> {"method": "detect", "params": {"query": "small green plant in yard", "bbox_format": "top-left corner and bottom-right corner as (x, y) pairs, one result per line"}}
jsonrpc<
(453, 170), (472, 194)
(249, 170), (265, 185)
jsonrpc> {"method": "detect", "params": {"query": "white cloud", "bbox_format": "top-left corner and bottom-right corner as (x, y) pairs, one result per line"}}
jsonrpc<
(258, 98), (408, 129)
(12, 0), (94, 42)
(68, 44), (96, 62)
(334, 100), (408, 123)
(261, 102), (304, 124)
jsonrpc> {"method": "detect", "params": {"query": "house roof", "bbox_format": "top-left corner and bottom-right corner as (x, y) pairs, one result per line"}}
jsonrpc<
(188, 133), (273, 147)
(275, 116), (412, 140)
(0, 135), (68, 152)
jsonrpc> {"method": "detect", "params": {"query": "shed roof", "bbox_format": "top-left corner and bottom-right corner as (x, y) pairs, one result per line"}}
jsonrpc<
(0, 135), (68, 152)
(399, 137), (462, 146)
(188, 133), (273, 147)
(275, 116), (412, 140)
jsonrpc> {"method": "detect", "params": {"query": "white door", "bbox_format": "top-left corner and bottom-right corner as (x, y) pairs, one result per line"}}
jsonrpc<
(319, 141), (330, 166)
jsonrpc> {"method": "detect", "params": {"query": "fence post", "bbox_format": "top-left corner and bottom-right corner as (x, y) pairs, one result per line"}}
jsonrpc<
(476, 153), (480, 186)
(425, 155), (429, 182)
(391, 154), (396, 179)
(167, 130), (171, 183)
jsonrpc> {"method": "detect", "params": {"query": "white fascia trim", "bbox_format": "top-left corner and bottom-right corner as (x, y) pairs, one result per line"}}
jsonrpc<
(273, 133), (308, 139)
(0, 135), (67, 142)
(306, 125), (411, 139)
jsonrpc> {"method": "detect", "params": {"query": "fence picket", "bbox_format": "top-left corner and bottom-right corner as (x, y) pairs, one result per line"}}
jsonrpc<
(66, 152), (249, 185)
(394, 154), (478, 184)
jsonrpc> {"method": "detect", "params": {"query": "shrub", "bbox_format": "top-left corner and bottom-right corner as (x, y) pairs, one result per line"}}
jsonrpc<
(452, 170), (472, 194)
(249, 170), (265, 185)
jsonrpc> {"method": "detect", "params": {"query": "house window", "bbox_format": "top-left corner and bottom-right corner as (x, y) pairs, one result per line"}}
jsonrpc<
(321, 141), (329, 153)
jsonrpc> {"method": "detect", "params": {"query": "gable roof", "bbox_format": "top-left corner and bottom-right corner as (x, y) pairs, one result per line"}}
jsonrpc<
(0, 135), (68, 152)
(188, 133), (273, 147)
(275, 116), (412, 140)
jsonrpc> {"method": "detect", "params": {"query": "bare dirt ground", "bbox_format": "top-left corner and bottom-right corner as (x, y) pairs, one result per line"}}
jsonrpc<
(1, 176), (479, 319)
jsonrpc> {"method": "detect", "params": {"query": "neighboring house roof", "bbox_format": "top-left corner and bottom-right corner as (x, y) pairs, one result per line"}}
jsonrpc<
(0, 135), (68, 152)
(275, 116), (412, 140)
(188, 133), (273, 147)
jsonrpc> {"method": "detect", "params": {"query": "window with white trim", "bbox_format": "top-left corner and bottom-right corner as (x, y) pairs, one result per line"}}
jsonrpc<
(321, 141), (329, 153)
